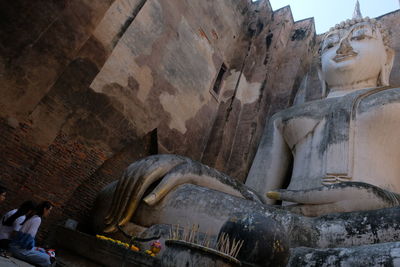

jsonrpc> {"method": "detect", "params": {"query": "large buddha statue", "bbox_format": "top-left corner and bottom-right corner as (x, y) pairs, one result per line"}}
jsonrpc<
(248, 15), (397, 208)
(92, 7), (400, 251)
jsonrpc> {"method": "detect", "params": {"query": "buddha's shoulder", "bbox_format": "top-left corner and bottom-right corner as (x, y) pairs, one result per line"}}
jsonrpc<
(272, 87), (400, 120)
(358, 87), (400, 112)
(271, 97), (336, 121)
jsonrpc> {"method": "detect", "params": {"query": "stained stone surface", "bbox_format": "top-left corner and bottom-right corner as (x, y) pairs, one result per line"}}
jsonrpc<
(0, 256), (34, 267)
(0, 0), (260, 239)
(219, 212), (290, 266)
(289, 242), (400, 267)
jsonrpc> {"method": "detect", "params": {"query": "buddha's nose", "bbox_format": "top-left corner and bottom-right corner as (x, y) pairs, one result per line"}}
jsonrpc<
(336, 36), (354, 55)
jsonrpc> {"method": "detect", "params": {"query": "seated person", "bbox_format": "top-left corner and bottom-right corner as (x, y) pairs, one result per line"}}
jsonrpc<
(10, 201), (54, 267)
(0, 201), (36, 250)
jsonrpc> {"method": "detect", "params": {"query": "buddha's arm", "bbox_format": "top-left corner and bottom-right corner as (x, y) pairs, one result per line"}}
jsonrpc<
(268, 182), (400, 216)
(246, 115), (292, 204)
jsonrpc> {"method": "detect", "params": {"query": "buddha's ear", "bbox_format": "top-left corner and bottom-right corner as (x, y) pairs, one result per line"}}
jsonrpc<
(317, 66), (328, 98)
(378, 47), (395, 86)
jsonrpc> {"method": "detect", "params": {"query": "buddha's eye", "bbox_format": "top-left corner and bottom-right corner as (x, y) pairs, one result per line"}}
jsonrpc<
(322, 35), (339, 51)
(324, 42), (335, 50)
(351, 27), (373, 40)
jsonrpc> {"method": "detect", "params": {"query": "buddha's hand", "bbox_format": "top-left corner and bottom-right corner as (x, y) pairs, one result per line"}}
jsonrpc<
(267, 182), (400, 217)
(103, 154), (263, 232)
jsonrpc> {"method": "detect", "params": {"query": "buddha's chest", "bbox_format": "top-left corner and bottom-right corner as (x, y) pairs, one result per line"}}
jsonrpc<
(280, 105), (351, 161)
(280, 88), (400, 189)
(281, 88), (400, 156)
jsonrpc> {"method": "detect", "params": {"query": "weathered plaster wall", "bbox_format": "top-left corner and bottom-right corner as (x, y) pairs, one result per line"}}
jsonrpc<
(0, 0), (155, 238)
(89, 0), (252, 159)
(380, 10), (400, 87)
(0, 0), (255, 237)
(202, 5), (316, 182)
(2, 0), (368, 238)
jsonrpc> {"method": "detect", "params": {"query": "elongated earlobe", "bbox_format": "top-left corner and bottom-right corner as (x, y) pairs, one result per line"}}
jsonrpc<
(378, 47), (395, 86)
(317, 67), (328, 97)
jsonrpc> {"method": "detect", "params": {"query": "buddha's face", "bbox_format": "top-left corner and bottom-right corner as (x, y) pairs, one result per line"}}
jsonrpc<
(321, 22), (387, 89)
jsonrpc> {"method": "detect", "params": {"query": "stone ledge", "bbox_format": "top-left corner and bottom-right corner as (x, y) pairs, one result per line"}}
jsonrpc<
(54, 226), (159, 267)
(0, 255), (35, 267)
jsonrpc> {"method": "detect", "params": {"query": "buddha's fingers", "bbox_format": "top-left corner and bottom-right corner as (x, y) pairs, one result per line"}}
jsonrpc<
(117, 166), (178, 227)
(104, 155), (188, 229)
(104, 162), (139, 223)
(113, 158), (162, 223)
(116, 155), (189, 227)
(104, 160), (146, 224)
(143, 162), (246, 206)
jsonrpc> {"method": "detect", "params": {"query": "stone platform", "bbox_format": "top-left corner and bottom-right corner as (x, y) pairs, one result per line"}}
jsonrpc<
(0, 255), (35, 267)
(53, 226), (159, 267)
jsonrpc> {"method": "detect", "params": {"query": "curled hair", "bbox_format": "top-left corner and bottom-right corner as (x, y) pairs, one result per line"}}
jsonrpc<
(319, 16), (394, 88)
(323, 17), (390, 48)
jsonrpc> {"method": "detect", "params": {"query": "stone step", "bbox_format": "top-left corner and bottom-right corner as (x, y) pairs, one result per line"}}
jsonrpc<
(0, 255), (35, 267)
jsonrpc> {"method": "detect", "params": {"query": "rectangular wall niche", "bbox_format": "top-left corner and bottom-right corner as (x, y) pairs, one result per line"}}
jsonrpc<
(211, 63), (227, 100)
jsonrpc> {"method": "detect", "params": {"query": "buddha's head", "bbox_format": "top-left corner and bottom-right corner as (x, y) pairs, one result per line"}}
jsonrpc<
(320, 17), (394, 96)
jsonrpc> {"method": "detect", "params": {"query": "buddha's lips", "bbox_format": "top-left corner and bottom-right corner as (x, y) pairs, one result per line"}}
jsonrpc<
(333, 51), (358, 62)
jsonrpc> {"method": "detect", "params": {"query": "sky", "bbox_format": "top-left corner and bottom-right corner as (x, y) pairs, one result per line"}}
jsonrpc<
(268, 0), (399, 34)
